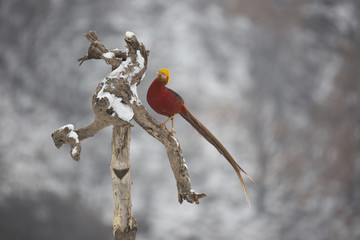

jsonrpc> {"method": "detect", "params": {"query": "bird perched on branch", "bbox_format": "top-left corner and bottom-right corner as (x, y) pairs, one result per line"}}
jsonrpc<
(147, 68), (253, 204)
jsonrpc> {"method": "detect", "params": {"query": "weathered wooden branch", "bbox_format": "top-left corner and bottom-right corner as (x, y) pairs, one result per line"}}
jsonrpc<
(78, 30), (128, 68)
(132, 105), (207, 203)
(111, 125), (137, 240)
(51, 30), (206, 240)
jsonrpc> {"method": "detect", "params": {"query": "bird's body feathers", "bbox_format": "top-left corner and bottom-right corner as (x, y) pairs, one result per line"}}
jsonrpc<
(147, 69), (252, 204)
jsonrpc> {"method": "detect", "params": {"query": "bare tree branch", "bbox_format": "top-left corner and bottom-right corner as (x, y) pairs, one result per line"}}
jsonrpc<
(132, 104), (207, 203)
(52, 30), (206, 240)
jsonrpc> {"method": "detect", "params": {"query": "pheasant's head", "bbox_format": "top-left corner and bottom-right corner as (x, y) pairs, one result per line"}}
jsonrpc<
(156, 68), (170, 85)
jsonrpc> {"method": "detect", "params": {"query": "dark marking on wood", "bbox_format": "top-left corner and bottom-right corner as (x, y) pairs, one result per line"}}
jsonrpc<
(114, 168), (130, 180)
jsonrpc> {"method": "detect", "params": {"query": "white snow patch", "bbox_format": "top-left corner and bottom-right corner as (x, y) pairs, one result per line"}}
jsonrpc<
(136, 50), (145, 69)
(130, 83), (141, 105)
(71, 146), (79, 156)
(97, 82), (134, 121)
(67, 130), (79, 143)
(108, 58), (132, 79)
(107, 50), (144, 83)
(60, 124), (74, 131)
(126, 31), (135, 38)
(95, 43), (146, 121)
(171, 135), (180, 147)
(59, 124), (79, 143)
(110, 82), (116, 89)
(103, 52), (115, 59)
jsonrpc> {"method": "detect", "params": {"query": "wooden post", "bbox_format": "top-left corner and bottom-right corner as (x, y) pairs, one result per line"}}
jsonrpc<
(111, 125), (137, 240)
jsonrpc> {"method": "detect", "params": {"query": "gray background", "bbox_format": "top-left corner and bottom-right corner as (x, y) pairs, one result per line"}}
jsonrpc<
(1, 0), (359, 239)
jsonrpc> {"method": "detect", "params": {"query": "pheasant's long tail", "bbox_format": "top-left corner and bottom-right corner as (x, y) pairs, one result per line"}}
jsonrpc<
(180, 105), (253, 205)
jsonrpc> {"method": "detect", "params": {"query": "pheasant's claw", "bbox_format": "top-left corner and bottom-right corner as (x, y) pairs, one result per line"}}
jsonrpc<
(160, 122), (175, 135)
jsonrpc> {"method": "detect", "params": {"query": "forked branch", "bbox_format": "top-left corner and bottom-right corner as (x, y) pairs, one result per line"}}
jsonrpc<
(51, 31), (206, 205)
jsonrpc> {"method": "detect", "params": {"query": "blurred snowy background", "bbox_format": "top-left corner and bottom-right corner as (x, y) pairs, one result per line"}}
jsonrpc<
(1, 0), (360, 239)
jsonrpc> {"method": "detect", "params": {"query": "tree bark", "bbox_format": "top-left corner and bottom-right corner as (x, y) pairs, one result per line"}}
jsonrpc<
(51, 30), (207, 240)
(111, 125), (137, 240)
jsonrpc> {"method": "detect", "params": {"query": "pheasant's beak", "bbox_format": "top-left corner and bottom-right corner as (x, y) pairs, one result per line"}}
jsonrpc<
(156, 71), (159, 75)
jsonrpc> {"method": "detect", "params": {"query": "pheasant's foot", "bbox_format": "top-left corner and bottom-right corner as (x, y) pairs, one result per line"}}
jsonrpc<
(161, 116), (176, 135)
(161, 116), (173, 125)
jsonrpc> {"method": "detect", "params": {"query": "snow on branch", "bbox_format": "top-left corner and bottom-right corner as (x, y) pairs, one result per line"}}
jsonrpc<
(51, 30), (205, 209)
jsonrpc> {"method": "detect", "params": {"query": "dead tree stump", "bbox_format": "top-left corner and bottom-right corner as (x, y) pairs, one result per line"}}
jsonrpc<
(51, 31), (206, 240)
